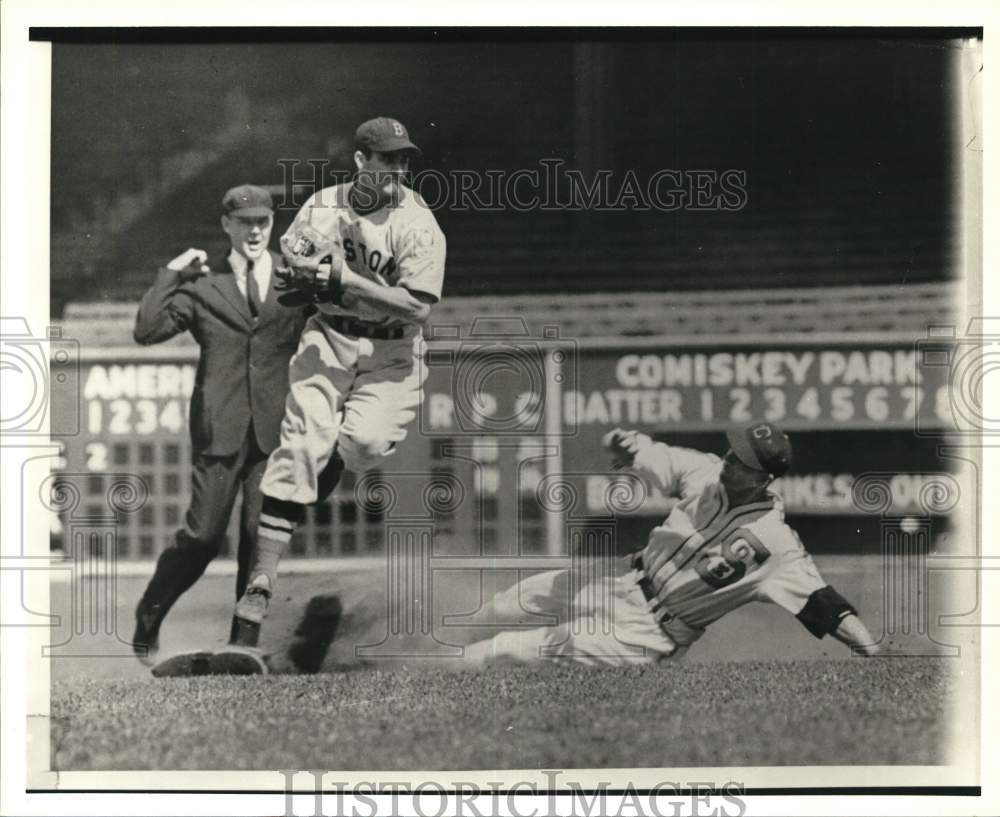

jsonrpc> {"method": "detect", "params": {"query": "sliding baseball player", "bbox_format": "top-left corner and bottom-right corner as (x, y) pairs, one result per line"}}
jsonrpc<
(462, 422), (880, 665)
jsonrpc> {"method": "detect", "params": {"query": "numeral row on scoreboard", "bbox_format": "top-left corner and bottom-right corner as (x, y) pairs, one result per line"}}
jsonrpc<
(78, 439), (183, 472)
(87, 399), (186, 435)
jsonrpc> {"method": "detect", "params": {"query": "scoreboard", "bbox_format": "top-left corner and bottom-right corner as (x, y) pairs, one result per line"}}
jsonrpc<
(418, 336), (957, 541)
(51, 335), (959, 560)
(566, 344), (950, 431)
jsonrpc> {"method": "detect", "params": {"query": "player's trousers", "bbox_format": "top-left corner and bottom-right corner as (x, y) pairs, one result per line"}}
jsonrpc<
(138, 426), (267, 622)
(261, 314), (426, 504)
(463, 567), (691, 667)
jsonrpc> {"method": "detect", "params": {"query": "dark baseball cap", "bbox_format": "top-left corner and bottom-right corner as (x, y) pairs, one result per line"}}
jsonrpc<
(354, 117), (421, 155)
(725, 422), (793, 478)
(222, 184), (274, 217)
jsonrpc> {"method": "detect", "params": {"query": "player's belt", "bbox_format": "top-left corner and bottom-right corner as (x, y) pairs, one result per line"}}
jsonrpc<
(631, 554), (678, 626)
(325, 315), (407, 340)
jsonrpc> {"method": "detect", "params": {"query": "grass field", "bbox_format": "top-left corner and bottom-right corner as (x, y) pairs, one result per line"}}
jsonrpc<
(52, 659), (953, 770)
(46, 556), (973, 771)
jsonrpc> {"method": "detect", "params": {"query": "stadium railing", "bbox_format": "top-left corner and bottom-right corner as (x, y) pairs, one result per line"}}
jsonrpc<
(57, 281), (960, 350)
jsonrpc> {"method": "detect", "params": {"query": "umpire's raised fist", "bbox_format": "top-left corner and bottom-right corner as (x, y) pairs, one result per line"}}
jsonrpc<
(603, 427), (640, 469)
(166, 248), (210, 278)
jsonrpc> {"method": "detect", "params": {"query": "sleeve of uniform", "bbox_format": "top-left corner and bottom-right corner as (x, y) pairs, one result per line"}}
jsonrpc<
(629, 434), (719, 497)
(758, 551), (827, 616)
(395, 207), (446, 303)
(758, 548), (858, 638)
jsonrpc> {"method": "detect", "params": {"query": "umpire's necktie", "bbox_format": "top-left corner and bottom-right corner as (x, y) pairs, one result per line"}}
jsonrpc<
(246, 259), (260, 318)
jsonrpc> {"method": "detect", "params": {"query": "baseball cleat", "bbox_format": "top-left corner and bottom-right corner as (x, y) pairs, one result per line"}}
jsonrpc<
(150, 650), (214, 678)
(234, 577), (272, 624)
(231, 576), (272, 648)
(208, 646), (270, 676)
(132, 601), (164, 667)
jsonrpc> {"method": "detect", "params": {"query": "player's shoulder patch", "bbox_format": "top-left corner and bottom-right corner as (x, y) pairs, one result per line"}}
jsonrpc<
(413, 226), (437, 254)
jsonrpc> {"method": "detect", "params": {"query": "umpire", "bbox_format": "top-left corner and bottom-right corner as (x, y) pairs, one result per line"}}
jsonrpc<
(130, 184), (313, 665)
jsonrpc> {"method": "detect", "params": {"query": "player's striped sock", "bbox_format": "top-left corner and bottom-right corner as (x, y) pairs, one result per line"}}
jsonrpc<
(250, 497), (306, 590)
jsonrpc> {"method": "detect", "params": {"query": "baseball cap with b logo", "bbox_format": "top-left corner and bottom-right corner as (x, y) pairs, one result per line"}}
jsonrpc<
(354, 117), (421, 155)
(725, 422), (793, 478)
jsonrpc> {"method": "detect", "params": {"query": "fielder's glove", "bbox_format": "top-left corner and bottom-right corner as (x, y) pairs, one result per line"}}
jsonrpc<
(274, 262), (345, 308)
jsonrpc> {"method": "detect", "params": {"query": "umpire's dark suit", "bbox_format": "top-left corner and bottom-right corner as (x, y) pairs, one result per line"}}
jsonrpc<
(133, 248), (311, 629)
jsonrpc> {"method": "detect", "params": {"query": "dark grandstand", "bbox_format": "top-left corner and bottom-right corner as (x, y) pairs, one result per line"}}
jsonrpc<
(51, 34), (956, 316)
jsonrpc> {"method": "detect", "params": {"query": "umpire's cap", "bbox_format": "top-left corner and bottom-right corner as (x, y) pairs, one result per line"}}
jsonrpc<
(222, 184), (273, 218)
(354, 117), (421, 155)
(725, 422), (792, 478)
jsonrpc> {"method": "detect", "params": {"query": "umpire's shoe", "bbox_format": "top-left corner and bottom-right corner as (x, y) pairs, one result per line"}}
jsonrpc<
(230, 575), (272, 648)
(132, 600), (165, 667)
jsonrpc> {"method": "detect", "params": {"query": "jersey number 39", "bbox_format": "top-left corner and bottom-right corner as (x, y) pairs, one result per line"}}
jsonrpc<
(694, 528), (771, 590)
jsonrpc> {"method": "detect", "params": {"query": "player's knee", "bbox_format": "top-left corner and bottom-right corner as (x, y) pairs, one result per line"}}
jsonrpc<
(260, 449), (322, 506)
(279, 410), (339, 452)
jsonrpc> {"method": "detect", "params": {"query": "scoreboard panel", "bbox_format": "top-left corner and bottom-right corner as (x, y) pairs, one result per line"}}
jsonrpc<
(565, 343), (952, 431)
(50, 335), (959, 560)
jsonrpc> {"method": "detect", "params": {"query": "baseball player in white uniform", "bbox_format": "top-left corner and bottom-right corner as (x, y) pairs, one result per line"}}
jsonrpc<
(462, 422), (880, 666)
(211, 117), (446, 673)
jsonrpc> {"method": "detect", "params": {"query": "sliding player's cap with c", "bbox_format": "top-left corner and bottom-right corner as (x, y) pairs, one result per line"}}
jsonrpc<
(725, 422), (792, 478)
